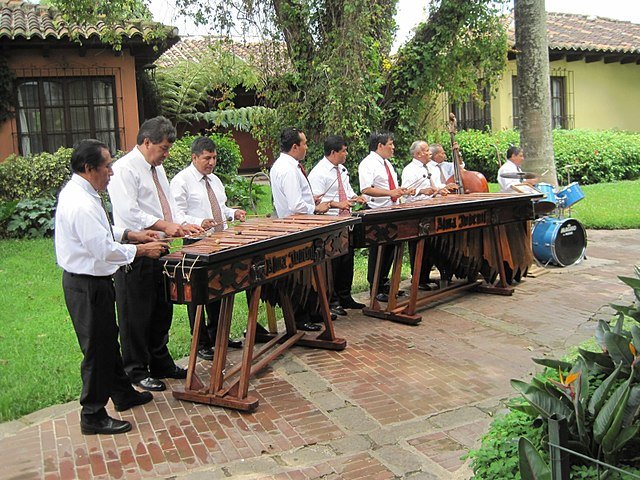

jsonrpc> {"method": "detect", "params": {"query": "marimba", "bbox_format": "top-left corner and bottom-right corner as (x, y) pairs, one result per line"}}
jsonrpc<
(162, 214), (359, 411)
(351, 192), (541, 324)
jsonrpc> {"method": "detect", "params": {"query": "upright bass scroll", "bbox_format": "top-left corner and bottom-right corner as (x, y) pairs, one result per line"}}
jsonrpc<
(446, 113), (489, 194)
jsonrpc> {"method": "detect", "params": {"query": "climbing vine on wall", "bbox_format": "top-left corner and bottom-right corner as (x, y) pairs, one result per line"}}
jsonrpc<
(0, 55), (16, 123)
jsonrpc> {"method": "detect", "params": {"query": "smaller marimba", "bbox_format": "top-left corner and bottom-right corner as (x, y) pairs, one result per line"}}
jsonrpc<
(162, 214), (359, 411)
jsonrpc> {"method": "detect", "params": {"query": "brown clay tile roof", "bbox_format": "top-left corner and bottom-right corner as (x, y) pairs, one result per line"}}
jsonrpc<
(157, 36), (288, 75)
(0, 0), (177, 43)
(508, 12), (640, 54)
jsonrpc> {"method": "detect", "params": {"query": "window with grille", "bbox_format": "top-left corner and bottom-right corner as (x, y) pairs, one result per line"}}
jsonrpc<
(450, 85), (492, 131)
(512, 74), (572, 129)
(15, 76), (119, 156)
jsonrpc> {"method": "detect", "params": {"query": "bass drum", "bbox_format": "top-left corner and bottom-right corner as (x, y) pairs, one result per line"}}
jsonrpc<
(532, 217), (587, 267)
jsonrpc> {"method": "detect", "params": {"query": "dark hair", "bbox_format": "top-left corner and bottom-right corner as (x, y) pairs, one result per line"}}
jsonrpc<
(323, 135), (347, 156)
(136, 116), (177, 145)
(368, 132), (393, 152)
(191, 136), (217, 155)
(507, 146), (523, 159)
(70, 139), (108, 173)
(280, 127), (303, 153)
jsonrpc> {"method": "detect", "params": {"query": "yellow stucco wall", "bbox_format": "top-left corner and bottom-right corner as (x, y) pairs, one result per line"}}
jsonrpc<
(492, 58), (640, 132)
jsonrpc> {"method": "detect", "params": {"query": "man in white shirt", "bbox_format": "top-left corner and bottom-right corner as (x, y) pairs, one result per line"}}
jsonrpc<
(108, 116), (203, 392)
(55, 139), (170, 435)
(401, 140), (451, 289)
(270, 127), (331, 331)
(358, 132), (409, 302)
(428, 143), (462, 191)
(170, 136), (246, 360)
(308, 135), (365, 316)
(498, 146), (539, 192)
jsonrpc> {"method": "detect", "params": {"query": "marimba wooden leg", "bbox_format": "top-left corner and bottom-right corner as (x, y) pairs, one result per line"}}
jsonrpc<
(407, 238), (425, 316)
(185, 304), (205, 391)
(387, 243), (404, 311)
(266, 301), (277, 333)
(295, 265), (347, 350)
(368, 245), (384, 310)
(238, 286), (261, 398)
(210, 295), (233, 394)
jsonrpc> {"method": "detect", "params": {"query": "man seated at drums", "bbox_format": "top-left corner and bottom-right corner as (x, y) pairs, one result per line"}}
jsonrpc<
(55, 139), (171, 435)
(428, 143), (462, 191)
(169, 136), (246, 361)
(358, 132), (413, 303)
(498, 146), (539, 193)
(401, 140), (450, 290)
(270, 127), (333, 331)
(308, 135), (366, 317)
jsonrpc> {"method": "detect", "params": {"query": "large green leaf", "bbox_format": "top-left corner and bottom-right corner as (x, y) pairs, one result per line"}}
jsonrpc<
(604, 332), (634, 367)
(532, 358), (573, 371)
(632, 325), (640, 352)
(511, 379), (573, 420)
(588, 362), (623, 417)
(618, 275), (640, 291)
(601, 383), (631, 454)
(610, 425), (640, 455)
(594, 379), (630, 444)
(579, 348), (614, 371)
(595, 319), (611, 351)
(518, 437), (551, 480)
(621, 384), (640, 428)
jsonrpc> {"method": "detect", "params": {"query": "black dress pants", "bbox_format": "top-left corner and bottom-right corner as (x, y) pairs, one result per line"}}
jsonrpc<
(331, 248), (355, 306)
(186, 301), (221, 349)
(407, 240), (433, 285)
(367, 244), (395, 294)
(114, 257), (175, 382)
(62, 272), (137, 421)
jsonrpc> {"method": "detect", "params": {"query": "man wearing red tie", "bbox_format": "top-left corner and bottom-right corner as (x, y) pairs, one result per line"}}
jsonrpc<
(170, 137), (246, 360)
(108, 116), (203, 392)
(308, 136), (366, 316)
(358, 132), (411, 302)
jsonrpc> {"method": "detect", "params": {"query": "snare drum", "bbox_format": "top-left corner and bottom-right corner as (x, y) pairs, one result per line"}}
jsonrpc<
(536, 183), (558, 205)
(532, 217), (587, 267)
(556, 182), (585, 208)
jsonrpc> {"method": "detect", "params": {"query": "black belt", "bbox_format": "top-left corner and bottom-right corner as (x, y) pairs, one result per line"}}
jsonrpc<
(63, 271), (113, 280)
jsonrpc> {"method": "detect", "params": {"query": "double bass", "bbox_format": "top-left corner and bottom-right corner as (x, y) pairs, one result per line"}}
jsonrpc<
(446, 113), (489, 194)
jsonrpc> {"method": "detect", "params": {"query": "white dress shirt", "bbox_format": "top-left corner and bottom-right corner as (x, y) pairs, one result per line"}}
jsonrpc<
(497, 159), (522, 192)
(108, 146), (184, 230)
(308, 157), (356, 216)
(401, 158), (435, 202)
(358, 151), (399, 209)
(55, 174), (135, 276)
(270, 153), (315, 218)
(170, 164), (236, 228)
(427, 160), (462, 188)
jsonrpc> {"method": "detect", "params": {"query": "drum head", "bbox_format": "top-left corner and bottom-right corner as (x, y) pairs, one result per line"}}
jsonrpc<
(552, 218), (587, 266)
(533, 201), (556, 216)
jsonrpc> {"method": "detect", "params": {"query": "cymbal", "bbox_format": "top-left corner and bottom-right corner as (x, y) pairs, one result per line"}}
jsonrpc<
(500, 171), (540, 180)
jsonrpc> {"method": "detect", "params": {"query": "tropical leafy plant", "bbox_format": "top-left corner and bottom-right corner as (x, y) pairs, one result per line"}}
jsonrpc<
(6, 196), (57, 238)
(512, 267), (640, 477)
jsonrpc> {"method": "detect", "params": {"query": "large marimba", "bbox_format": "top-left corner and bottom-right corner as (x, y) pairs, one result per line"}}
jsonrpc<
(162, 214), (359, 411)
(351, 192), (541, 324)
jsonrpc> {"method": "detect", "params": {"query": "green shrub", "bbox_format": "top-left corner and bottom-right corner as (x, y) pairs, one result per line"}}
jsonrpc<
(0, 148), (72, 201)
(6, 195), (56, 238)
(163, 132), (242, 182)
(424, 129), (640, 185)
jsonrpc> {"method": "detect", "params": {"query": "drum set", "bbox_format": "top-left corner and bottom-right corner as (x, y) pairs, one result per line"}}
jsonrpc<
(501, 172), (587, 267)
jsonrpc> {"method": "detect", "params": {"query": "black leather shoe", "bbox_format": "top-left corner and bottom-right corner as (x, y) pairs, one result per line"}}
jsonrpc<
(330, 305), (347, 316)
(397, 289), (406, 297)
(228, 339), (243, 349)
(134, 377), (166, 391)
(375, 293), (389, 302)
(298, 322), (322, 332)
(197, 347), (214, 361)
(341, 299), (366, 309)
(154, 365), (187, 379)
(114, 391), (153, 412)
(81, 416), (132, 435)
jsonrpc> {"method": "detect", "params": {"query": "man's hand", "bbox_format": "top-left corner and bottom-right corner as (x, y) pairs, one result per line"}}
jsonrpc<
(127, 230), (163, 244)
(181, 223), (205, 236)
(315, 202), (330, 214)
(313, 194), (323, 205)
(201, 219), (217, 230)
(445, 183), (459, 192)
(333, 200), (353, 210)
(135, 241), (170, 259)
(163, 223), (185, 237)
(352, 196), (366, 204)
(389, 188), (404, 198)
(234, 210), (247, 221)
(419, 187), (436, 196)
(402, 187), (416, 196)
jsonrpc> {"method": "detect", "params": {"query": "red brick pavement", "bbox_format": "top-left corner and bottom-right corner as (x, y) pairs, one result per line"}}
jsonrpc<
(0, 230), (638, 479)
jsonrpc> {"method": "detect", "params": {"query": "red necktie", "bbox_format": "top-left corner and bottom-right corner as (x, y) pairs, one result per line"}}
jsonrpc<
(384, 161), (398, 202)
(335, 166), (350, 216)
(298, 163), (308, 178)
